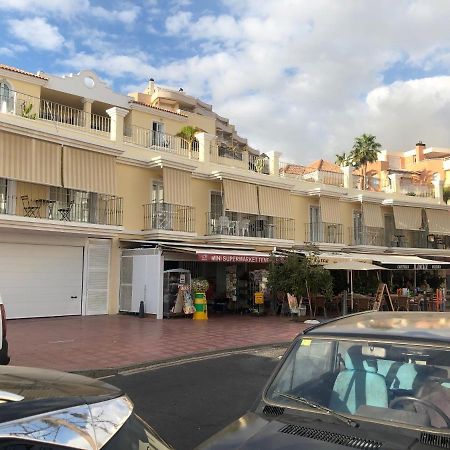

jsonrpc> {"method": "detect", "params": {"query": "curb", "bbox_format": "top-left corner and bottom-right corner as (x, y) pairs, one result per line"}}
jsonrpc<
(71, 341), (291, 378)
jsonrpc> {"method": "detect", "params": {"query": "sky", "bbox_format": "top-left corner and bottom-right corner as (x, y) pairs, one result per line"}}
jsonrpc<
(2, 0), (450, 163)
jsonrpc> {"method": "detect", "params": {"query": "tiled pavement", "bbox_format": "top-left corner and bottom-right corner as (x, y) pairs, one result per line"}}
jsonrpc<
(7, 314), (307, 372)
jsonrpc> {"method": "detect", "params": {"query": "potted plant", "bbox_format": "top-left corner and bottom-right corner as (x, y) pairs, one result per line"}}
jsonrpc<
(192, 278), (209, 294)
(444, 186), (450, 204)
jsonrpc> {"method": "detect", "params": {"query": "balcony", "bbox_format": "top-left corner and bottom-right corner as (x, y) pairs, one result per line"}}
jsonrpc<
(124, 127), (199, 159)
(0, 191), (123, 226)
(349, 227), (385, 246)
(248, 153), (270, 175)
(303, 169), (344, 187)
(0, 89), (111, 135)
(305, 222), (343, 244)
(143, 202), (195, 232)
(206, 212), (294, 240)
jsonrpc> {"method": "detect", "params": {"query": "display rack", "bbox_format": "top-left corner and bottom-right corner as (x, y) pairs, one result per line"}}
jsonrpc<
(163, 269), (192, 318)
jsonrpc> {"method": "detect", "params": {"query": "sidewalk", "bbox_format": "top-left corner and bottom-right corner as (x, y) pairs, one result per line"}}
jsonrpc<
(7, 315), (307, 372)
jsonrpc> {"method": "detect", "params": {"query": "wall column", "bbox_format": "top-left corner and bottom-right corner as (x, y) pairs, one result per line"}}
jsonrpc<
(342, 166), (352, 189)
(432, 173), (444, 202)
(81, 98), (93, 131)
(267, 150), (281, 176)
(106, 107), (129, 143)
(196, 132), (215, 163)
(388, 173), (401, 193)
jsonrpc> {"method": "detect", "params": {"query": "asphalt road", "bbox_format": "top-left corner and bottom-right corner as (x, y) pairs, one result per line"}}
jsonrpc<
(107, 347), (284, 450)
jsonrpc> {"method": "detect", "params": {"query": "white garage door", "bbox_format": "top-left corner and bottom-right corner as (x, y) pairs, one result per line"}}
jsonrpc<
(0, 243), (83, 318)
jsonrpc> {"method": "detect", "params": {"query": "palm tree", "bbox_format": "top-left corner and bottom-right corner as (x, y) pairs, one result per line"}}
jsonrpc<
(335, 152), (348, 166)
(176, 126), (203, 157)
(348, 134), (381, 190)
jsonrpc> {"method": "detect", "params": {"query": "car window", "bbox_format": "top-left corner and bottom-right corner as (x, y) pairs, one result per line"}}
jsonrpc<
(265, 337), (450, 431)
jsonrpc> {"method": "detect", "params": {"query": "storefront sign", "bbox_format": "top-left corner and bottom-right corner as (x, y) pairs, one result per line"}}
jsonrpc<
(382, 263), (445, 270)
(196, 253), (271, 264)
(254, 292), (264, 304)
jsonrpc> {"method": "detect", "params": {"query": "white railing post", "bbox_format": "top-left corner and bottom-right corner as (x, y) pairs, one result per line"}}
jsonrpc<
(267, 150), (281, 176)
(106, 107), (129, 143)
(388, 173), (401, 193)
(196, 132), (214, 163)
(341, 166), (352, 188)
(82, 98), (93, 130)
(432, 173), (444, 202)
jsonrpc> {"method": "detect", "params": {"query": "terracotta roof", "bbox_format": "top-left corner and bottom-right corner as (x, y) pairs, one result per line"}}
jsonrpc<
(130, 100), (188, 117)
(0, 64), (48, 80)
(280, 164), (307, 175)
(304, 159), (342, 174)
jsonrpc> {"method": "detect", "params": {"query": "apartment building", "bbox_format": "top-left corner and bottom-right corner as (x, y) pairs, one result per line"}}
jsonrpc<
(0, 64), (449, 319)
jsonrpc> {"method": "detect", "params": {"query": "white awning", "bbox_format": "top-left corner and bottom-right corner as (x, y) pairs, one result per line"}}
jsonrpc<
(426, 209), (450, 235)
(354, 253), (450, 270)
(393, 206), (423, 230)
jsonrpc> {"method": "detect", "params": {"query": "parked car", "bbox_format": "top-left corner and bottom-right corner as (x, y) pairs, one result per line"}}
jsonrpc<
(198, 312), (450, 449)
(0, 366), (172, 449)
(0, 295), (10, 365)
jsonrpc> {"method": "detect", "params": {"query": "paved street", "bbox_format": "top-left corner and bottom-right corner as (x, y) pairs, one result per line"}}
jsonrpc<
(7, 314), (305, 372)
(107, 347), (284, 450)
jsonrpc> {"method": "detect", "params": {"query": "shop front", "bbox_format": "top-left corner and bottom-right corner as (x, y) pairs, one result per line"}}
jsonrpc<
(163, 248), (275, 316)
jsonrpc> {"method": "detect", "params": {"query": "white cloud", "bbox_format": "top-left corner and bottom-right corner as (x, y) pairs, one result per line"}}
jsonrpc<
(0, 0), (89, 17)
(91, 4), (141, 25)
(154, 0), (450, 162)
(165, 11), (192, 34)
(8, 17), (65, 51)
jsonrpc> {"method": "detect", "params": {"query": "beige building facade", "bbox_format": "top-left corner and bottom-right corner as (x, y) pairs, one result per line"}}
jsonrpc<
(0, 64), (449, 319)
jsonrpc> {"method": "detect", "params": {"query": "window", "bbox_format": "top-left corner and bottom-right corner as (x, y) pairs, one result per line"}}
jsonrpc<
(152, 121), (165, 146)
(309, 206), (321, 241)
(353, 210), (363, 245)
(210, 191), (223, 218)
(0, 178), (7, 214)
(0, 80), (14, 114)
(152, 181), (164, 203)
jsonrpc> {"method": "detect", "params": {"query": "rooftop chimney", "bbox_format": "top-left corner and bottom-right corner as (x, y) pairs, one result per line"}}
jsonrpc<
(415, 140), (426, 162)
(146, 78), (155, 95)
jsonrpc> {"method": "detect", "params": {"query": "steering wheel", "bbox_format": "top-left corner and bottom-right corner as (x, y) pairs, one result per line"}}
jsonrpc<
(389, 396), (450, 427)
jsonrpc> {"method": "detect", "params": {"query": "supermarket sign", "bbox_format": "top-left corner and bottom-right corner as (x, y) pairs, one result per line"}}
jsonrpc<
(196, 253), (273, 264)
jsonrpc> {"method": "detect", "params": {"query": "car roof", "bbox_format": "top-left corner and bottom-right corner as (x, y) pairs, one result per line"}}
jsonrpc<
(304, 312), (450, 345)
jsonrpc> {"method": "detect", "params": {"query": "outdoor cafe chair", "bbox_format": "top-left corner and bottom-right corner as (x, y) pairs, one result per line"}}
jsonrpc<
(58, 201), (74, 221)
(20, 195), (40, 218)
(218, 215), (230, 234)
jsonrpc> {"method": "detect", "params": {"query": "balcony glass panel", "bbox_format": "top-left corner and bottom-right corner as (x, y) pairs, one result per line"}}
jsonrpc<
(304, 222), (343, 244)
(144, 202), (195, 232)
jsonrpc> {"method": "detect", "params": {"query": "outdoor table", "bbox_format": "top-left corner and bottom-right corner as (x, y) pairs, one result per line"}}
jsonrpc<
(35, 199), (56, 219)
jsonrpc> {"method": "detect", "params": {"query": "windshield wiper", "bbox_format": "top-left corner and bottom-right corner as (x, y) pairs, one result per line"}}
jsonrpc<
(278, 393), (359, 428)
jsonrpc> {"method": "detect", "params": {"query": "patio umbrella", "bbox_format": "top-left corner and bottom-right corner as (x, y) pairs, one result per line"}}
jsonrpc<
(324, 260), (386, 311)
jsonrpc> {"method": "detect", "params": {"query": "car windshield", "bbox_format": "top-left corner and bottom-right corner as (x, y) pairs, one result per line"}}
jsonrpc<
(265, 337), (450, 431)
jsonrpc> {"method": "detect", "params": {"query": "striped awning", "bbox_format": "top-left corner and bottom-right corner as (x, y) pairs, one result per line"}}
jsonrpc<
(426, 209), (450, 235)
(362, 202), (384, 228)
(223, 179), (259, 215)
(393, 206), (423, 230)
(63, 146), (116, 195)
(0, 130), (61, 186)
(258, 186), (293, 218)
(320, 196), (341, 224)
(163, 167), (192, 206)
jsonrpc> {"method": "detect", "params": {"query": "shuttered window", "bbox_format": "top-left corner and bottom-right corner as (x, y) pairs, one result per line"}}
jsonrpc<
(162, 167), (192, 206)
(223, 179), (259, 215)
(362, 202), (384, 228)
(426, 209), (450, 235)
(319, 196), (341, 223)
(0, 130), (61, 186)
(393, 206), (423, 230)
(258, 186), (293, 218)
(63, 146), (116, 195)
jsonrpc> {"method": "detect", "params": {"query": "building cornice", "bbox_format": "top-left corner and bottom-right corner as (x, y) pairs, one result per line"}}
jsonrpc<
(210, 170), (295, 190)
(0, 68), (47, 86)
(129, 102), (187, 122)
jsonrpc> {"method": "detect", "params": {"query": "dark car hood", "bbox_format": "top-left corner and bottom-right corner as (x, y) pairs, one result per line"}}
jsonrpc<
(197, 412), (410, 450)
(0, 366), (123, 422)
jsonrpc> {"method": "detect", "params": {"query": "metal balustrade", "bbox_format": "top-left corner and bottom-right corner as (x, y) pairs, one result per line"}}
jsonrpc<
(304, 222), (343, 244)
(349, 227), (385, 246)
(248, 153), (270, 174)
(302, 170), (344, 187)
(399, 182), (434, 198)
(0, 89), (110, 133)
(143, 202), (195, 232)
(206, 212), (294, 240)
(125, 127), (199, 159)
(0, 192), (122, 226)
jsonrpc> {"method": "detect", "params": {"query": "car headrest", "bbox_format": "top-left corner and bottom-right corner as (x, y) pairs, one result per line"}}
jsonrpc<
(344, 346), (378, 373)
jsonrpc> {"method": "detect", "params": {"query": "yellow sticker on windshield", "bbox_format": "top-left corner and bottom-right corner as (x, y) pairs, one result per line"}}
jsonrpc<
(301, 339), (311, 346)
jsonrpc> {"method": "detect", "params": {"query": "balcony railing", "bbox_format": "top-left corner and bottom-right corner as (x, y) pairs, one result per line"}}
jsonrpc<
(217, 144), (243, 161)
(399, 182), (434, 198)
(143, 202), (195, 232)
(248, 154), (270, 174)
(124, 127), (199, 159)
(0, 193), (122, 226)
(206, 212), (295, 240)
(303, 170), (344, 187)
(0, 89), (111, 134)
(305, 222), (343, 244)
(349, 227), (385, 246)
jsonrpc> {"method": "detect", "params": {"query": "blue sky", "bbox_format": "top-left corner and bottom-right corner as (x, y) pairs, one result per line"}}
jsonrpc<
(2, 0), (450, 162)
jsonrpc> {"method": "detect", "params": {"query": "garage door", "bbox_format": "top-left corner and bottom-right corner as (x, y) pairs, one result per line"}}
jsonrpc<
(0, 243), (83, 318)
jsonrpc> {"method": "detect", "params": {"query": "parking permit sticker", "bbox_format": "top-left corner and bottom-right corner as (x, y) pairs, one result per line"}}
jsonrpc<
(301, 339), (312, 346)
